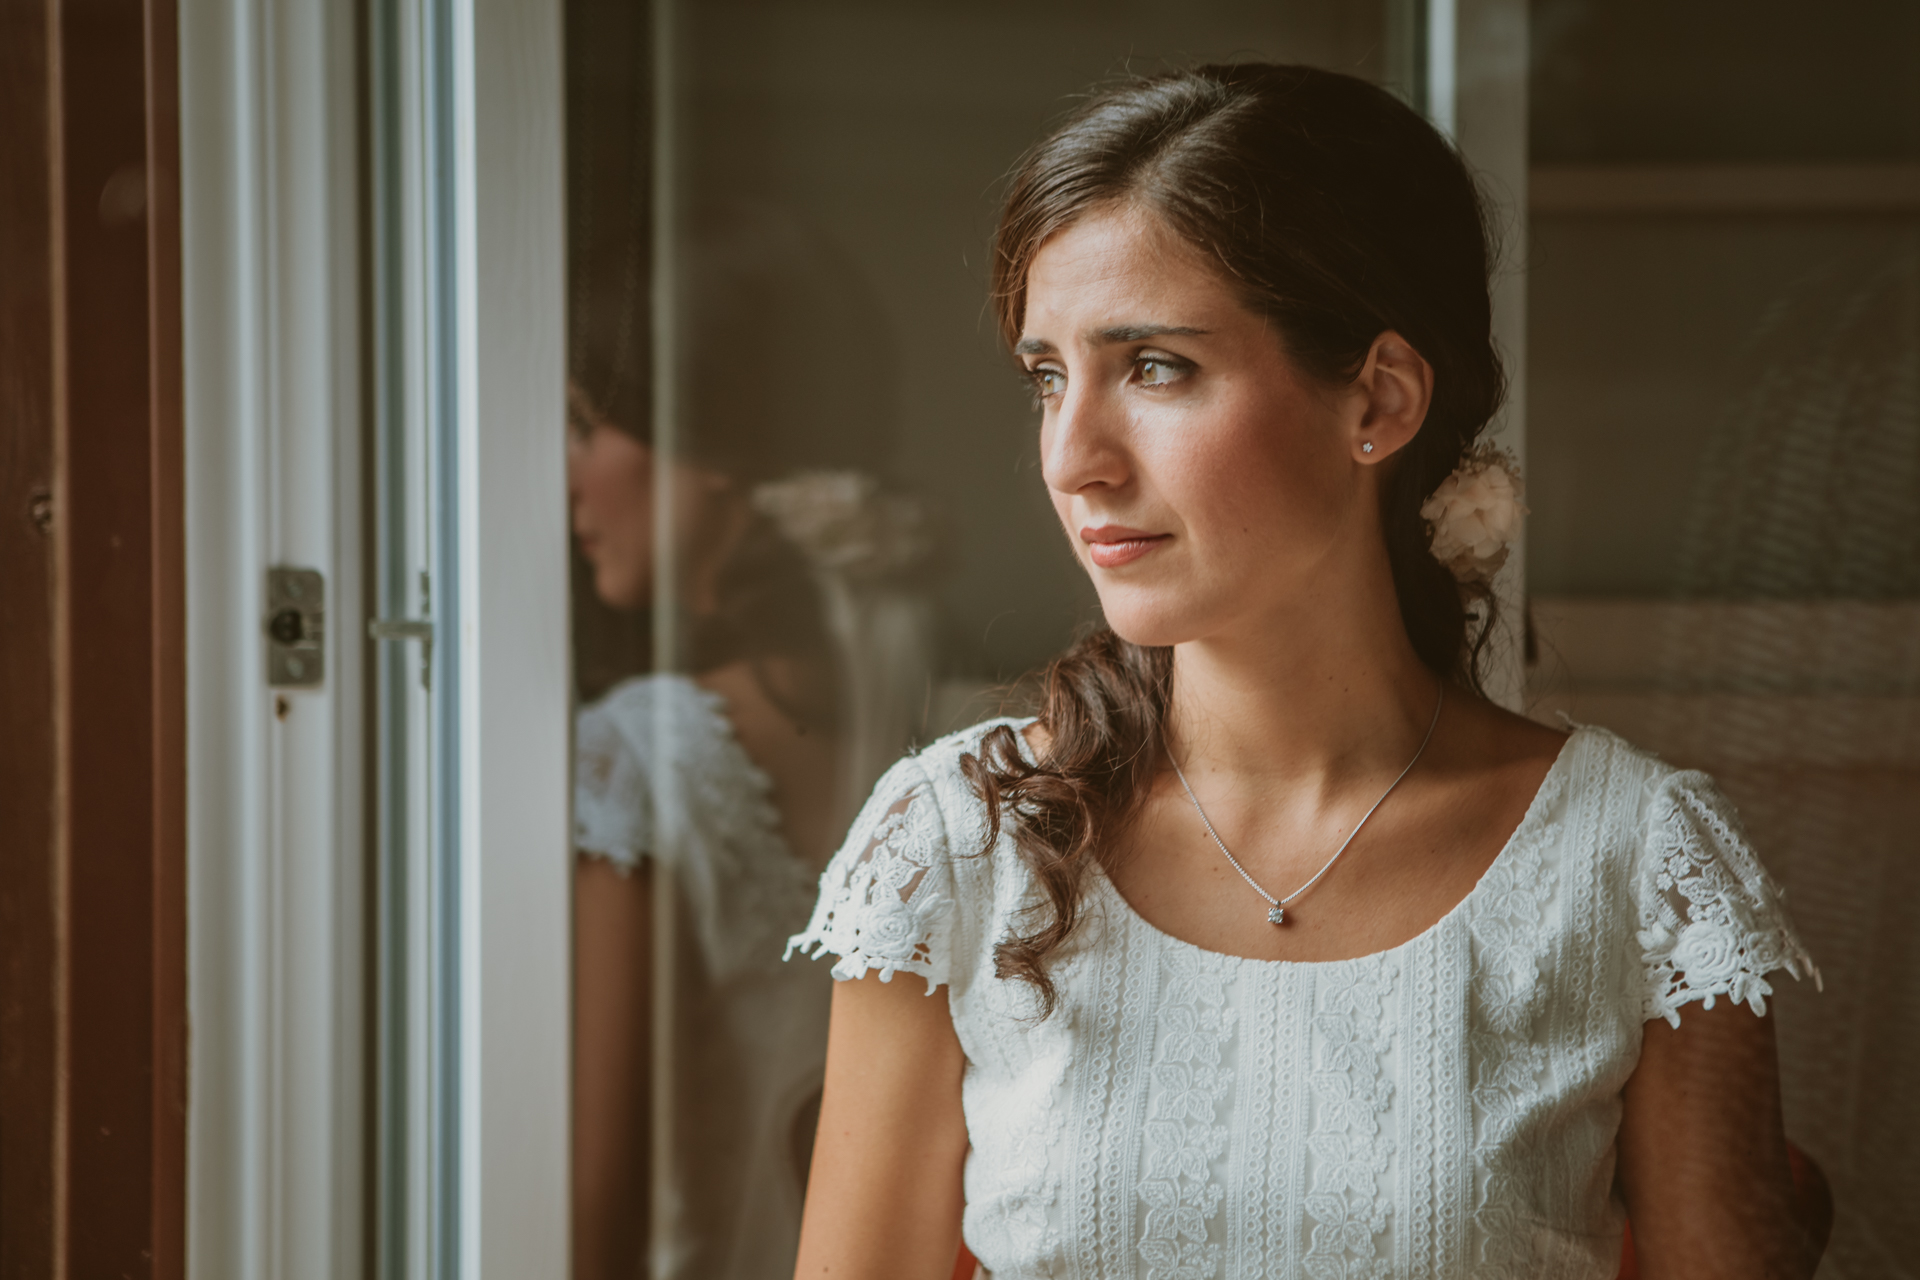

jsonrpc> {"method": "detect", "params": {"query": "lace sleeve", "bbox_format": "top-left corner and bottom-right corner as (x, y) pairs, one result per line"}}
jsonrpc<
(785, 756), (958, 992)
(574, 694), (651, 872)
(1633, 770), (1821, 1028)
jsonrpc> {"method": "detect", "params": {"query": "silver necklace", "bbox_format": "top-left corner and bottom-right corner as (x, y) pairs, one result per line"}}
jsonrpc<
(1171, 686), (1444, 926)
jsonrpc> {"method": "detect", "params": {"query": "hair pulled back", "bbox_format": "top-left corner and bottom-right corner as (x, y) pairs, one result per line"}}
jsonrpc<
(963, 63), (1508, 1014)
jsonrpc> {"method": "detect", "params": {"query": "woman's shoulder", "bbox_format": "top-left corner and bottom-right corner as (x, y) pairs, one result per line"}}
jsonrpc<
(580, 669), (723, 729)
(856, 714), (1037, 829)
(1543, 723), (1820, 1024)
(1539, 722), (1770, 882)
(923, 712), (1038, 775)
(574, 672), (784, 864)
(577, 671), (732, 769)
(1551, 720), (1734, 832)
(922, 712), (1040, 765)
(785, 716), (1035, 989)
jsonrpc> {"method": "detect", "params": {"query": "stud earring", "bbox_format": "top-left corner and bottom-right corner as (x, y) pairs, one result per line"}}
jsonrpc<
(1362, 441), (1375, 454)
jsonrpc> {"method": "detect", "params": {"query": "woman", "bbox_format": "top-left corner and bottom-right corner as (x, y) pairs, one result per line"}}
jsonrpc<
(787, 66), (1819, 1279)
(570, 378), (845, 1280)
(569, 204), (930, 1280)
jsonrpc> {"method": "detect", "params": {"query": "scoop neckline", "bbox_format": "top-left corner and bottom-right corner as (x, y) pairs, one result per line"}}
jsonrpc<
(1010, 717), (1584, 972)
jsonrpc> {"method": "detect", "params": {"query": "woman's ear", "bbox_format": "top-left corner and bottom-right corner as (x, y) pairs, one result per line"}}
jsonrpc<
(1349, 330), (1434, 465)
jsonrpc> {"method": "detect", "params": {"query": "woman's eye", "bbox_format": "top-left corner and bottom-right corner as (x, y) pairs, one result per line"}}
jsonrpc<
(1137, 356), (1186, 386)
(1030, 367), (1067, 399)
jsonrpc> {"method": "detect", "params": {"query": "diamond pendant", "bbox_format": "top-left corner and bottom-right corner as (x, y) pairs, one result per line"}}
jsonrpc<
(1267, 906), (1287, 926)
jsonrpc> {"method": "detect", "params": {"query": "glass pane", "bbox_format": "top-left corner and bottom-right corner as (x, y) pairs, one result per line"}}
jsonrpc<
(564, 4), (1392, 1276)
(1527, 2), (1920, 1272)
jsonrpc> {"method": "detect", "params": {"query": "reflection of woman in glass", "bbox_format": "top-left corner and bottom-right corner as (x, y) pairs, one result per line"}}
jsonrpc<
(791, 66), (1822, 1279)
(569, 206), (926, 1280)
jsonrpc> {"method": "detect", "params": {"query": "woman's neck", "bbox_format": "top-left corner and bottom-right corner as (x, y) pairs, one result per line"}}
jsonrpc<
(1165, 587), (1441, 797)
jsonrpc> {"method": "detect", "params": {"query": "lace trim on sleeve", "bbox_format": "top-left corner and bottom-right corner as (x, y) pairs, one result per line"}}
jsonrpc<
(1636, 771), (1821, 1028)
(785, 759), (956, 993)
(574, 693), (651, 872)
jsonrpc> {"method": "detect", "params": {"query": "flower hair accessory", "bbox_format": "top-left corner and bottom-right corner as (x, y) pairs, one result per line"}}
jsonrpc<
(1419, 445), (1528, 586)
(750, 470), (930, 581)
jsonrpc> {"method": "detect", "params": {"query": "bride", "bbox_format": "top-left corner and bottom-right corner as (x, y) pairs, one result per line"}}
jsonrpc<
(788, 65), (1820, 1279)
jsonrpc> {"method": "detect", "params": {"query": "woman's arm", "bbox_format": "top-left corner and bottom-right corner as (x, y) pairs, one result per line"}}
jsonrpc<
(793, 972), (970, 1280)
(1616, 1000), (1815, 1280)
(572, 857), (652, 1280)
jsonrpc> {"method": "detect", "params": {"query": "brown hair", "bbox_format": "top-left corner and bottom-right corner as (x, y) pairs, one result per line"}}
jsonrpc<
(962, 63), (1507, 1014)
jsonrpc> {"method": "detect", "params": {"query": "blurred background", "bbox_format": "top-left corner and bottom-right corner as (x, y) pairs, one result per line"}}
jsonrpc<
(1526, 9), (1919, 1277)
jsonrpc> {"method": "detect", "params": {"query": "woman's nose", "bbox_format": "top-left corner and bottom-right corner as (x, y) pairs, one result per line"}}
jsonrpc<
(1040, 382), (1130, 496)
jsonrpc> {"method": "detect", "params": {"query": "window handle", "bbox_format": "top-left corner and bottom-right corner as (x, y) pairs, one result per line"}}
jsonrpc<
(368, 619), (433, 642)
(369, 617), (435, 689)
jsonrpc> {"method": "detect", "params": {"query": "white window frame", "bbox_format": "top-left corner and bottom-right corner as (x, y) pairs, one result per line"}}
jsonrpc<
(180, 0), (570, 1275)
(461, 1), (571, 1273)
(181, 1), (366, 1274)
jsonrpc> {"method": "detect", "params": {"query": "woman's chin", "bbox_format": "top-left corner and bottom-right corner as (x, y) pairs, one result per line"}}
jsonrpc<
(593, 564), (650, 613)
(1099, 598), (1213, 650)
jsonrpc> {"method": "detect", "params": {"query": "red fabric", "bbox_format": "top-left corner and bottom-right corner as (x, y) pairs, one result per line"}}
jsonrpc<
(1618, 1222), (1641, 1280)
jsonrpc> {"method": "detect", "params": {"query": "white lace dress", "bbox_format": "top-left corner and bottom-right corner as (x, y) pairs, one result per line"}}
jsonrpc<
(786, 720), (1819, 1280)
(576, 674), (830, 1280)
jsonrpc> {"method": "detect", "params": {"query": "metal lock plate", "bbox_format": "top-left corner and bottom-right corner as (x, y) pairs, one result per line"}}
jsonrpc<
(266, 566), (326, 687)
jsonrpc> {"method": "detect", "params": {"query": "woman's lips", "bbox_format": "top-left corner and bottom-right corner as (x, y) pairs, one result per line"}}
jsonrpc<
(1081, 525), (1170, 569)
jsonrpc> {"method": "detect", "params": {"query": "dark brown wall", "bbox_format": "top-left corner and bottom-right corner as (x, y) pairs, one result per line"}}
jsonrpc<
(0, 2), (186, 1276)
(0, 0), (62, 1267)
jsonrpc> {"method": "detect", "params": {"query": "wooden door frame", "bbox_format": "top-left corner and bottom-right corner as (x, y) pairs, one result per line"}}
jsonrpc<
(0, 0), (61, 1266)
(0, 1), (187, 1277)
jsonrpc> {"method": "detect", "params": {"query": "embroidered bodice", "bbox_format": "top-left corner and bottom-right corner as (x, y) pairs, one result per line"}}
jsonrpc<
(577, 674), (830, 1280)
(787, 721), (1818, 1280)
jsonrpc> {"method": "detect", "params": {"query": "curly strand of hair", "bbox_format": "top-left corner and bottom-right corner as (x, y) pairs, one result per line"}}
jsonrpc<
(960, 630), (1172, 1016)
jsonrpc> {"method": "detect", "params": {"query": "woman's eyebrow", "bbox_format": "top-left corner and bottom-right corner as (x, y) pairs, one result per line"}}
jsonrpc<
(1094, 324), (1209, 343)
(1014, 324), (1210, 356)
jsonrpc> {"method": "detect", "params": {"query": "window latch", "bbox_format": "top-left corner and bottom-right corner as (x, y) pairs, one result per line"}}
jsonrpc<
(367, 619), (433, 642)
(370, 572), (435, 690)
(266, 566), (326, 687)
